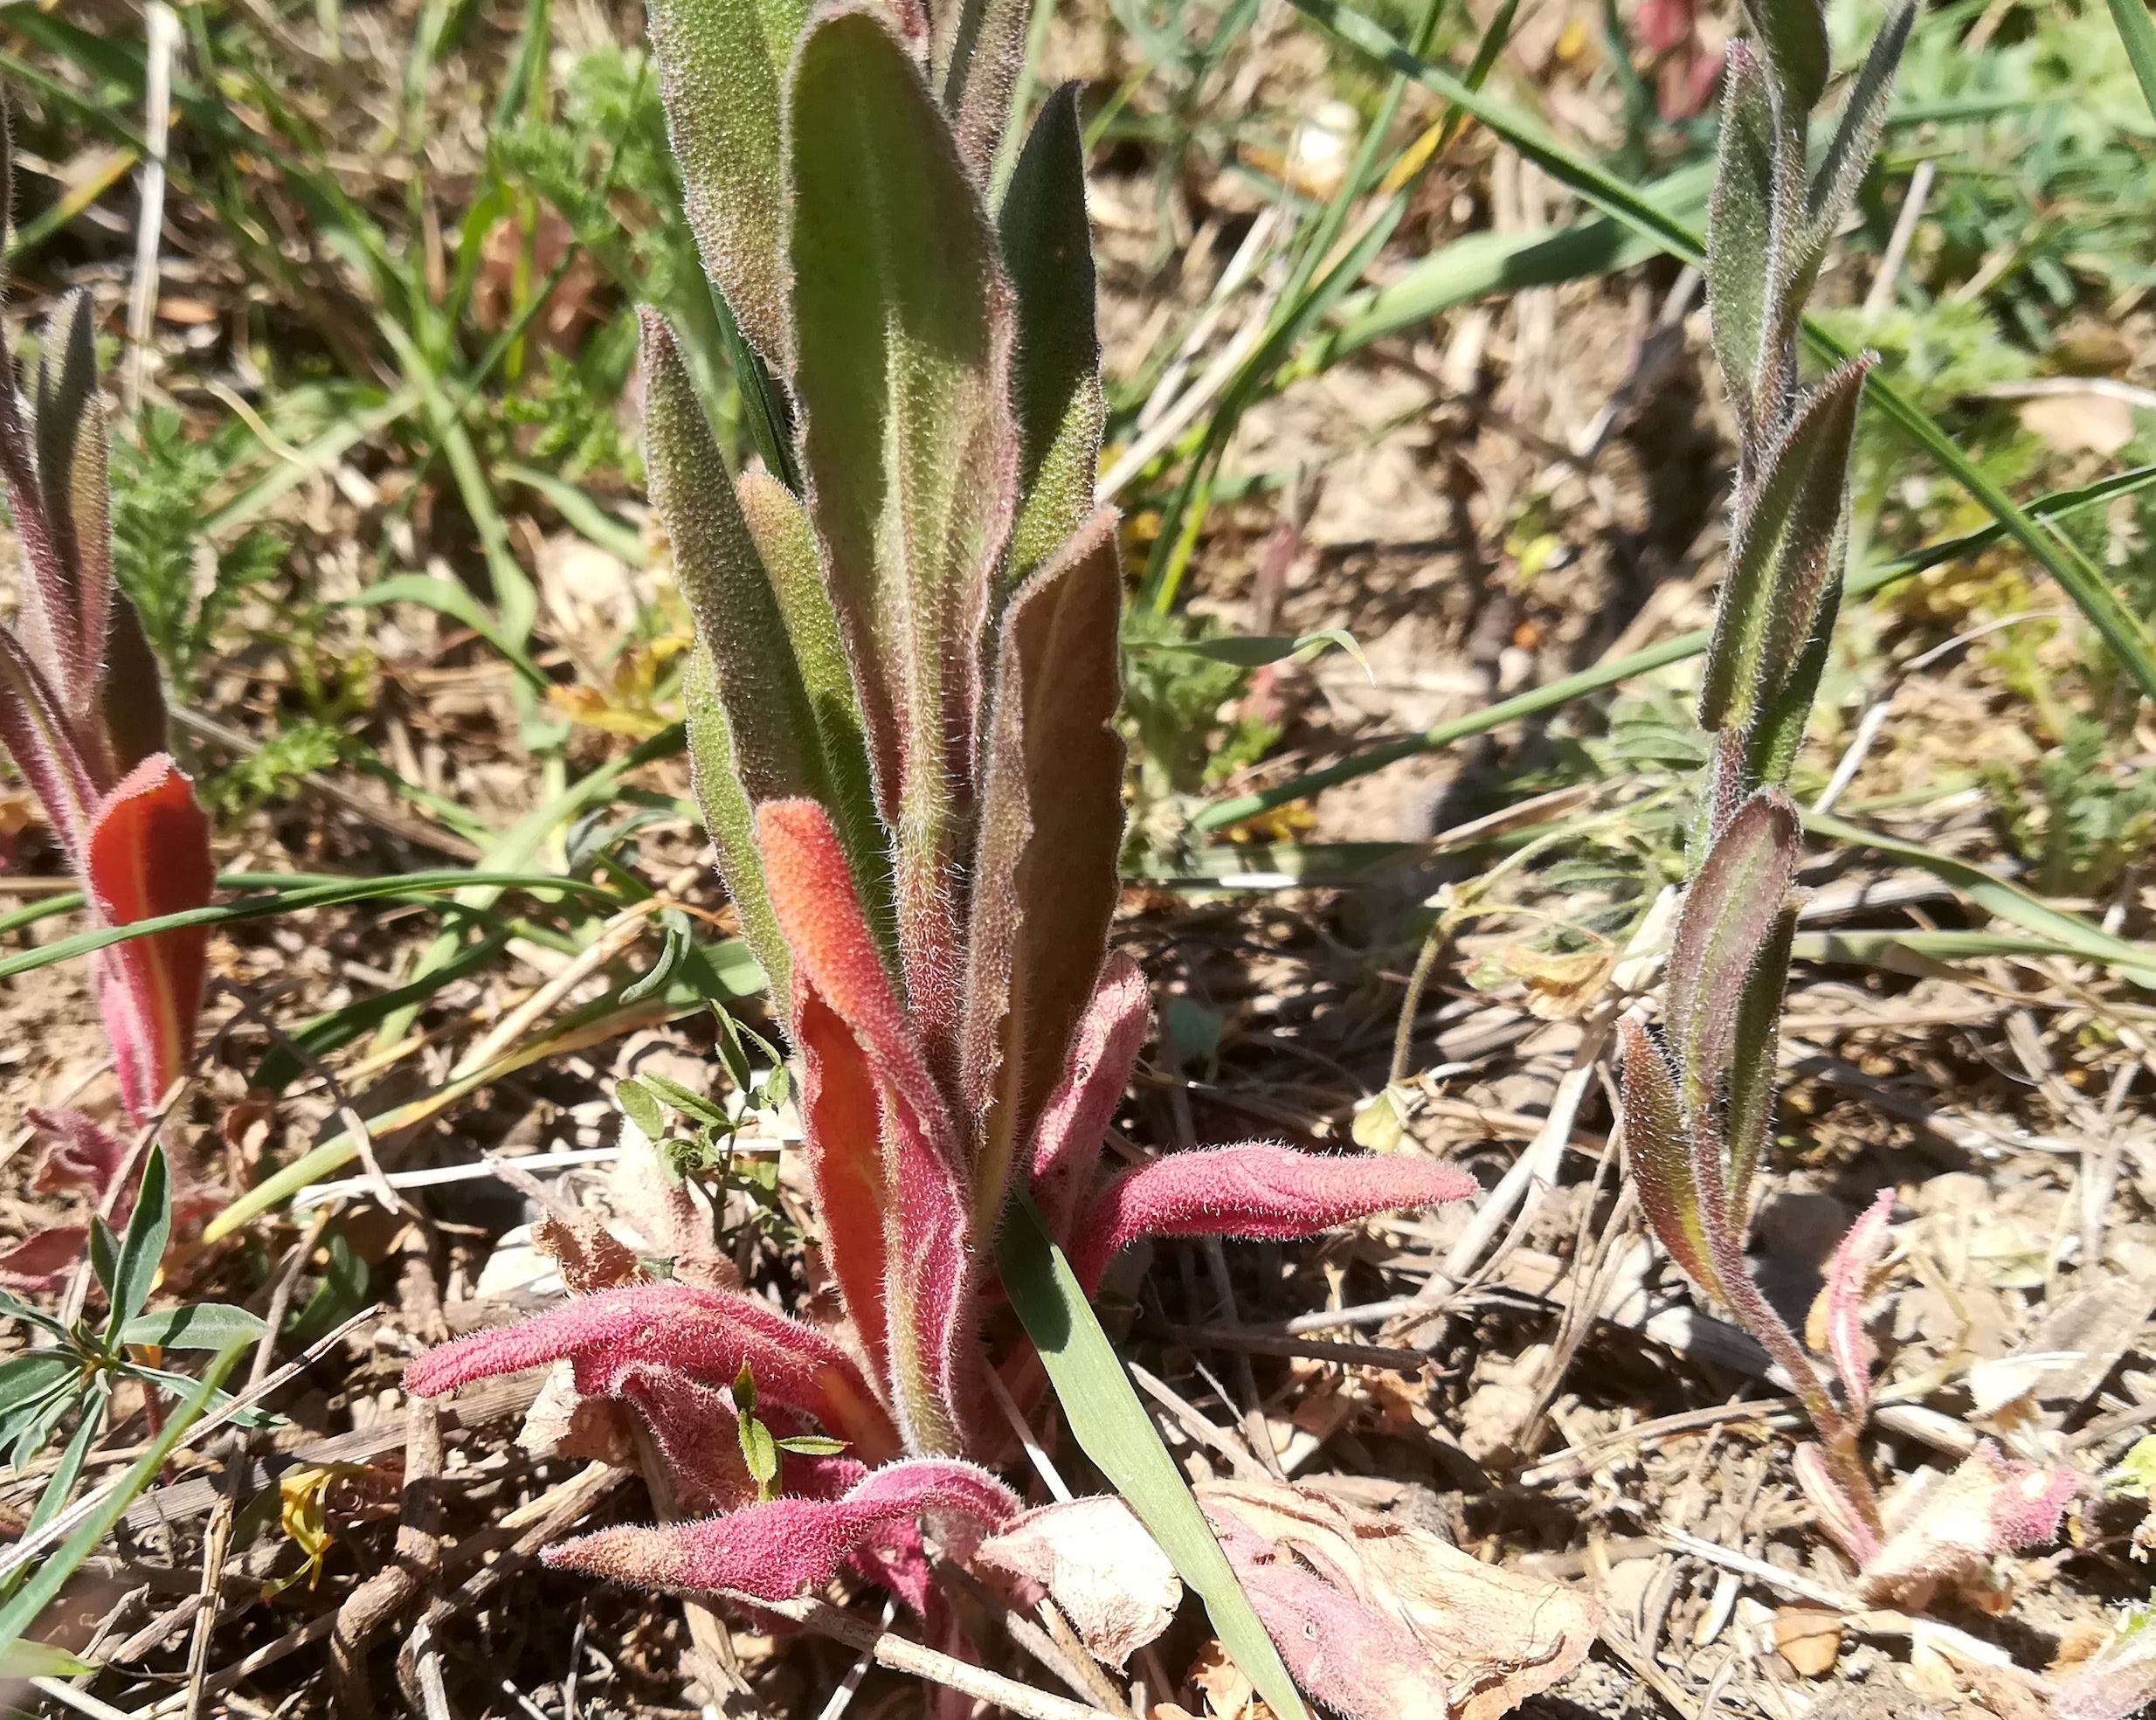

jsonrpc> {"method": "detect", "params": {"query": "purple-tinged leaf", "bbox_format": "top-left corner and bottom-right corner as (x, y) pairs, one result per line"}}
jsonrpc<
(544, 1458), (1020, 1600)
(1793, 1441), (1879, 1564)
(2052, 1605), (2156, 1720)
(86, 756), (214, 1123)
(0, 630), (103, 867)
(1068, 1143), (1478, 1294)
(616, 1364), (760, 1514)
(787, 6), (1021, 1069)
(996, 84), (1103, 584)
(23, 293), (112, 740)
(934, 0), (1030, 178)
(1619, 1012), (1724, 1288)
(1663, 788), (1800, 1128)
(1821, 1188), (1894, 1417)
(961, 510), (1126, 1228)
(647, 0), (805, 365)
(0, 1226), (88, 1290)
(1029, 952), (1151, 1247)
(404, 1281), (899, 1461)
(881, 1085), (979, 1457)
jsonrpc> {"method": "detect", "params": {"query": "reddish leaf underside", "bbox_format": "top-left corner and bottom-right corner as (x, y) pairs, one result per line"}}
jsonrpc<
(544, 1457), (1019, 1600)
(0, 1224), (88, 1289)
(1028, 951), (1151, 1247)
(1068, 1143), (1479, 1293)
(404, 1281), (898, 1462)
(959, 509), (1126, 1228)
(85, 755), (214, 1122)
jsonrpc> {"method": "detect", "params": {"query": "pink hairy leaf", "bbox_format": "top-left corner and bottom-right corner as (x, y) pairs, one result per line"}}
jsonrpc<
(86, 755), (215, 1122)
(404, 1282), (898, 1462)
(544, 1458), (1020, 1601)
(0, 629), (103, 864)
(1821, 1188), (1895, 1417)
(615, 1365), (760, 1515)
(757, 798), (975, 1454)
(881, 1081), (978, 1458)
(0, 1224), (89, 1289)
(1028, 951), (1151, 1247)
(1855, 1440), (2076, 1605)
(1068, 1143), (1478, 1294)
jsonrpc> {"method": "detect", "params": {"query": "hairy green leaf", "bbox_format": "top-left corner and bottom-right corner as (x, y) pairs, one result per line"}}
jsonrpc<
(1705, 45), (1777, 435)
(684, 646), (791, 1008)
(1738, 0), (1828, 120)
(1697, 359), (1869, 746)
(1724, 903), (1795, 1219)
(1618, 1018), (1725, 1306)
(961, 510), (1126, 1227)
(735, 469), (888, 936)
(998, 84), (1102, 584)
(648, 0), (805, 365)
(1803, 3), (1914, 257)
(788, 6), (1020, 1052)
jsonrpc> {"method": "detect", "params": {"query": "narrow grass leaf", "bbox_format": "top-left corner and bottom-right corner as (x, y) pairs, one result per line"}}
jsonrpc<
(998, 1196), (1316, 1720)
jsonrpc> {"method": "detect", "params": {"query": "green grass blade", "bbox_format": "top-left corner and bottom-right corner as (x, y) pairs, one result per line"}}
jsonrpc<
(1804, 811), (2156, 989)
(1287, 0), (2156, 705)
(1795, 928), (2156, 986)
(0, 872), (622, 984)
(1192, 455), (2156, 832)
(0, 1338), (250, 1666)
(997, 1197), (1313, 1720)
(2105, 0), (2156, 121)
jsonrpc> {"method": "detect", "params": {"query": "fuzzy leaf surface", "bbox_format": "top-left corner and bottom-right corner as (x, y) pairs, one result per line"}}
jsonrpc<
(1738, 0), (1828, 118)
(960, 510), (1126, 1227)
(86, 756), (214, 1122)
(1618, 1017), (1726, 1307)
(545, 1457), (1019, 1599)
(1664, 789), (1800, 1124)
(999, 85), (1104, 583)
(648, 0), (805, 364)
(1068, 1143), (1477, 1292)
(788, 5), (1020, 1062)
(1697, 361), (1869, 745)
(1028, 951), (1152, 1245)
(1821, 1188), (1894, 1418)
(404, 1281), (897, 1460)
(683, 649), (787, 1005)
(1704, 45), (1777, 436)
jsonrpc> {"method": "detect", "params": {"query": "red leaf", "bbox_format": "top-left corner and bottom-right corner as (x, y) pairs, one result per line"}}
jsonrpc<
(615, 1365), (759, 1515)
(404, 1282), (899, 1463)
(1028, 951), (1150, 1247)
(0, 1225), (88, 1288)
(86, 755), (213, 1122)
(792, 974), (894, 1393)
(1821, 1188), (1895, 1416)
(544, 1458), (1019, 1600)
(1068, 1143), (1479, 1292)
